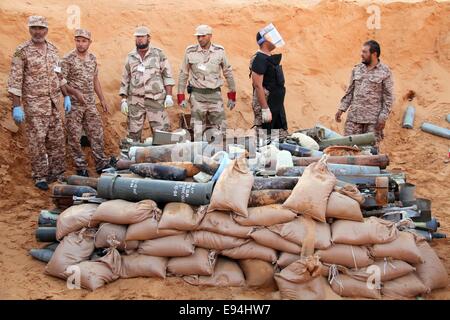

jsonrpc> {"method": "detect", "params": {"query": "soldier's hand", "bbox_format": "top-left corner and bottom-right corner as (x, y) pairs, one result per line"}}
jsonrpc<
(376, 120), (386, 131)
(101, 100), (110, 113)
(121, 98), (129, 115)
(12, 106), (25, 124)
(262, 108), (272, 123)
(74, 90), (86, 105)
(164, 95), (174, 108)
(335, 110), (343, 123)
(177, 93), (188, 109)
(227, 92), (236, 110)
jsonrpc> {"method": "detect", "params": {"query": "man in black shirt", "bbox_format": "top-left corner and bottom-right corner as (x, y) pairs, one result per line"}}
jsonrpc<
(250, 26), (288, 142)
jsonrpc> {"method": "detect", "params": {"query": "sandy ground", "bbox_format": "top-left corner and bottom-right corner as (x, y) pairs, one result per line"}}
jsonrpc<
(0, 0), (449, 299)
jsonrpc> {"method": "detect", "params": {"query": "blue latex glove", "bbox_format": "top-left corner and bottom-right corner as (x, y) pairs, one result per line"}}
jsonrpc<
(12, 106), (25, 123)
(64, 96), (71, 113)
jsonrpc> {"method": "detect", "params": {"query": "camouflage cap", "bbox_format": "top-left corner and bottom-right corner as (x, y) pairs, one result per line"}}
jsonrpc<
(134, 26), (150, 36)
(194, 25), (212, 36)
(28, 15), (48, 28)
(74, 28), (91, 40)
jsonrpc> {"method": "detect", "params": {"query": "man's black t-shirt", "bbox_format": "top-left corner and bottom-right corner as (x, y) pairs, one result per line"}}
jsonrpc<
(251, 51), (280, 91)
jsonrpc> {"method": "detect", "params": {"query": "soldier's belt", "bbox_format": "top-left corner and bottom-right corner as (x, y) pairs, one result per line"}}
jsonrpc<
(191, 87), (221, 94)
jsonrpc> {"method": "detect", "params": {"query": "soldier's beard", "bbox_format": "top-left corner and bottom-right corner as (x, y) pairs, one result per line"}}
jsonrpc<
(362, 57), (371, 65)
(136, 42), (149, 49)
(32, 36), (46, 44)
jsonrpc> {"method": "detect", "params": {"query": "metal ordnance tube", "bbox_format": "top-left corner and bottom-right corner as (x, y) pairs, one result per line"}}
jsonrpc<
(318, 132), (376, 149)
(97, 175), (214, 205)
(420, 122), (450, 139)
(315, 124), (343, 139)
(277, 163), (380, 176)
(29, 248), (54, 263)
(38, 210), (59, 227)
(402, 105), (416, 129)
(66, 175), (99, 189)
(292, 154), (389, 169)
(135, 141), (208, 163)
(130, 163), (187, 181)
(252, 177), (298, 190)
(52, 184), (97, 197)
(447, 114), (450, 123)
(277, 143), (324, 157)
(36, 227), (57, 242)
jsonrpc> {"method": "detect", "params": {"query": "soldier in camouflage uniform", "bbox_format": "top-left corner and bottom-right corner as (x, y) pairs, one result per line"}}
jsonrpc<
(61, 28), (112, 177)
(177, 25), (236, 136)
(335, 40), (394, 145)
(119, 26), (175, 142)
(7, 16), (84, 190)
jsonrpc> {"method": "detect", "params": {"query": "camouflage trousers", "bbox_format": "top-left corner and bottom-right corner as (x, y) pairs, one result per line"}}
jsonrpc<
(65, 102), (109, 171)
(25, 101), (65, 183)
(127, 96), (170, 142)
(189, 91), (226, 134)
(344, 120), (384, 144)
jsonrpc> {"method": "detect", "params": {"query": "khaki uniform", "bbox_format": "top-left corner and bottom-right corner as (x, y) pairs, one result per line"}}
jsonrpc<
(7, 40), (66, 183)
(339, 61), (394, 143)
(119, 46), (174, 141)
(178, 43), (236, 132)
(61, 49), (109, 172)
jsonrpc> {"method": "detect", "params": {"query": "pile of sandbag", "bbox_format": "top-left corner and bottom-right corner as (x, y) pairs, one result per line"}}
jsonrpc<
(41, 155), (448, 299)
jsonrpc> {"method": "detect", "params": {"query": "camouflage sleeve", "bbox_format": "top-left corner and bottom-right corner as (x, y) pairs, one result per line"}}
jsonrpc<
(221, 50), (236, 92)
(159, 50), (175, 87)
(339, 68), (356, 112)
(55, 53), (67, 87)
(119, 56), (131, 96)
(378, 69), (394, 122)
(178, 50), (189, 93)
(61, 56), (70, 85)
(7, 49), (25, 97)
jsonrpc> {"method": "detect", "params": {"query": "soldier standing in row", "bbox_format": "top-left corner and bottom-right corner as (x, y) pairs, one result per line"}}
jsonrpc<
(335, 40), (394, 146)
(7, 16), (84, 190)
(177, 25), (236, 136)
(61, 29), (112, 177)
(119, 26), (175, 142)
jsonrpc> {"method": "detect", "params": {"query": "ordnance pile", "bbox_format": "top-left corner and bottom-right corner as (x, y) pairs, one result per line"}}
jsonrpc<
(30, 125), (448, 298)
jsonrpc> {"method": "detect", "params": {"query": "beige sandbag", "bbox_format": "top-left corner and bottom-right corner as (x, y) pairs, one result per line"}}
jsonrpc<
(291, 132), (320, 150)
(277, 252), (301, 269)
(197, 211), (254, 238)
(336, 184), (365, 204)
(167, 248), (217, 276)
(56, 204), (99, 240)
(93, 199), (160, 225)
(415, 240), (449, 291)
(250, 228), (301, 254)
(183, 258), (245, 287)
(192, 231), (248, 251)
(233, 204), (297, 227)
(120, 254), (168, 279)
(382, 273), (428, 298)
(138, 233), (195, 257)
(95, 223), (127, 250)
(317, 244), (373, 269)
(331, 217), (398, 245)
(125, 218), (183, 241)
(158, 203), (205, 231)
(207, 155), (254, 217)
(328, 271), (381, 299)
(221, 241), (278, 263)
(326, 192), (363, 222)
(269, 216), (331, 250)
(45, 228), (95, 280)
(363, 259), (416, 282)
(370, 231), (424, 264)
(239, 259), (276, 288)
(283, 156), (336, 222)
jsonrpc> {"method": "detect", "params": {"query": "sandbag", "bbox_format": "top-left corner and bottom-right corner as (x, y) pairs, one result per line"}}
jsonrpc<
(329, 272), (381, 299)
(382, 273), (428, 298)
(221, 241), (278, 263)
(362, 259), (416, 282)
(317, 244), (373, 269)
(269, 216), (331, 250)
(326, 192), (363, 222)
(283, 157), (336, 222)
(207, 155), (254, 217)
(93, 199), (160, 225)
(415, 240), (449, 291)
(167, 248), (217, 276)
(183, 258), (246, 287)
(138, 233), (195, 257)
(233, 204), (297, 227)
(125, 218), (183, 241)
(336, 184), (365, 205)
(370, 231), (423, 264)
(291, 132), (320, 150)
(120, 254), (168, 279)
(192, 231), (248, 251)
(331, 217), (398, 245)
(158, 203), (205, 231)
(277, 252), (301, 269)
(94, 223), (126, 250)
(56, 204), (99, 240)
(197, 211), (254, 238)
(250, 228), (301, 254)
(238, 259), (276, 288)
(45, 228), (95, 280)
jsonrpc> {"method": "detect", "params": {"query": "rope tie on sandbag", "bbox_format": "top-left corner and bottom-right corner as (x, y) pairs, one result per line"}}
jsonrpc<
(208, 250), (217, 267)
(328, 264), (344, 294)
(350, 245), (358, 270)
(382, 258), (397, 276)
